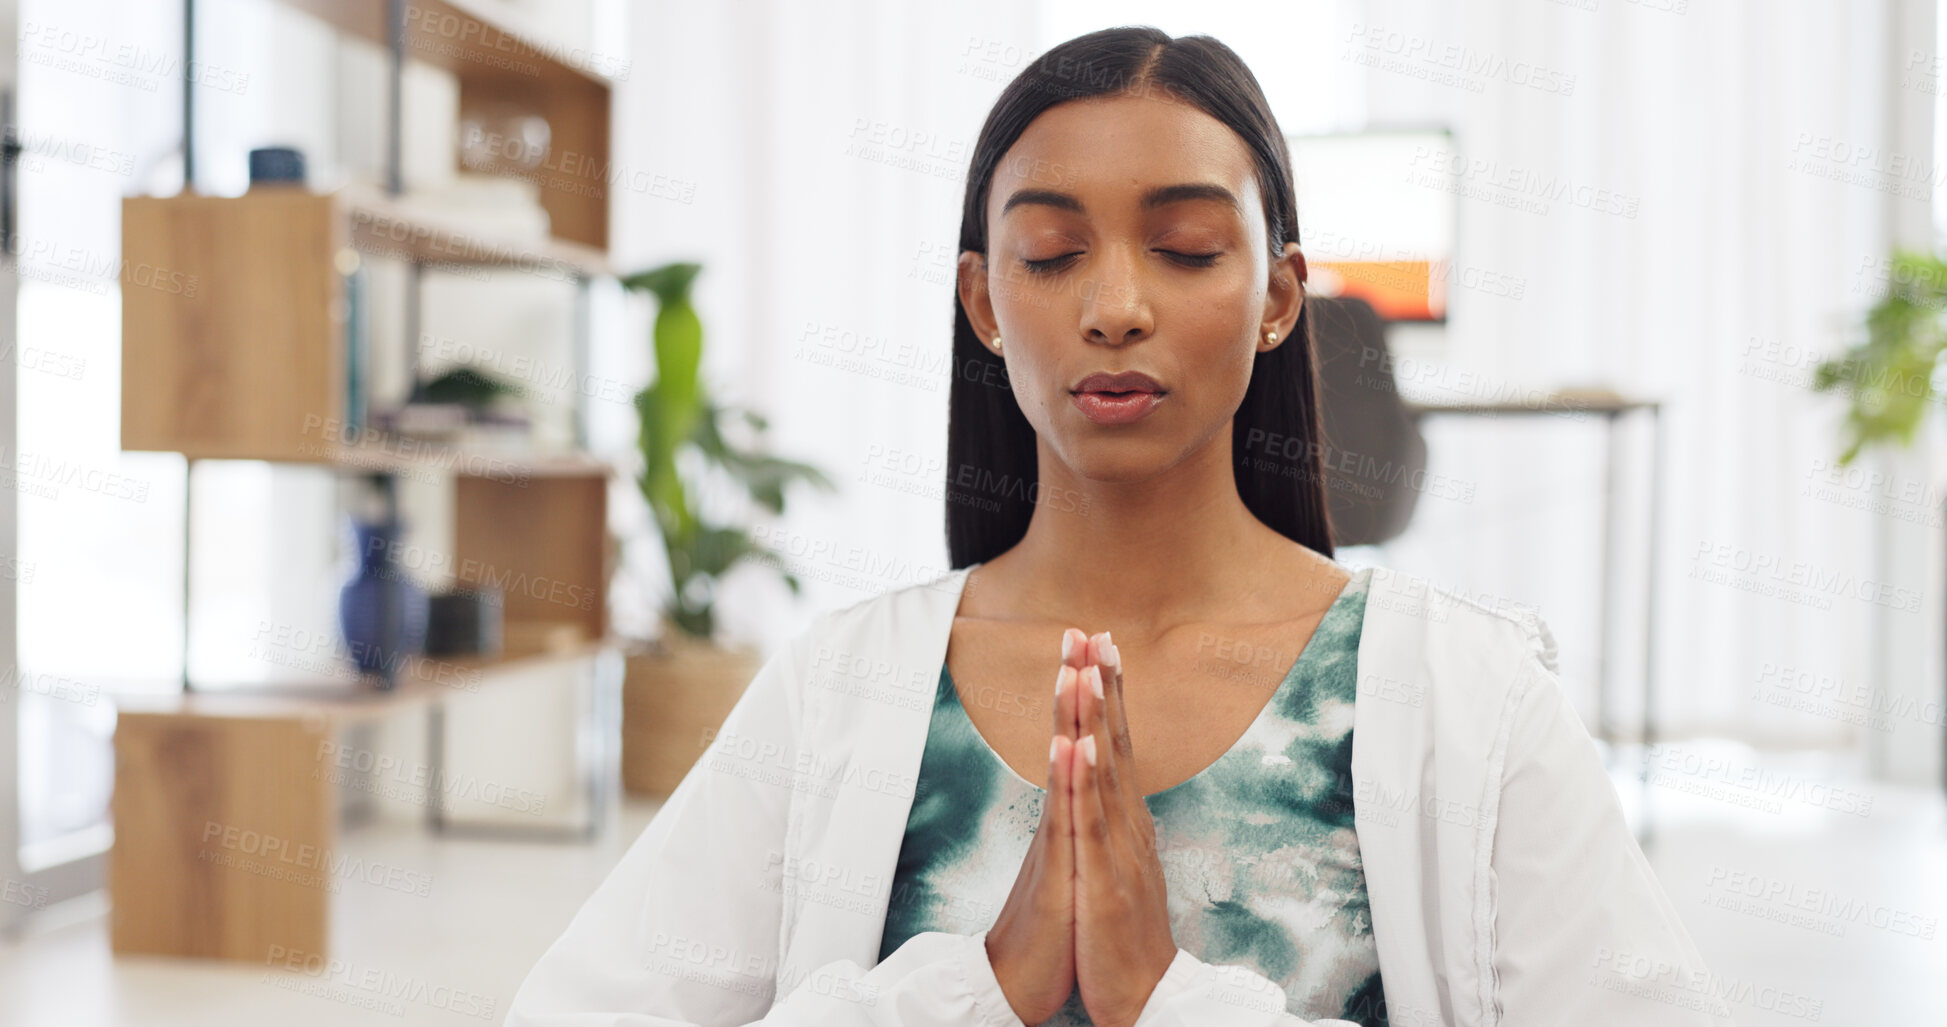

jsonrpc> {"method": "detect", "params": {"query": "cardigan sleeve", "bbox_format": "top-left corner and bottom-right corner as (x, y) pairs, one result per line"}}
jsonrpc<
(1483, 649), (1738, 1027)
(501, 624), (1027, 1027)
(1124, 947), (1365, 1026)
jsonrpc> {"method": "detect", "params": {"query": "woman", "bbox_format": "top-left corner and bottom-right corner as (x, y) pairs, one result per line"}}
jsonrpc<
(506, 26), (1726, 1027)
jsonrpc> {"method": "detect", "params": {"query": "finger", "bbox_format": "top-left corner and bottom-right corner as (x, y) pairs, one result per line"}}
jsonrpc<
(1044, 732), (1075, 877)
(1069, 716), (1116, 888)
(1090, 634), (1154, 849)
(1058, 629), (1087, 749)
(1061, 627), (1090, 669)
(1079, 663), (1136, 863)
(1052, 663), (1079, 747)
(1089, 631), (1134, 763)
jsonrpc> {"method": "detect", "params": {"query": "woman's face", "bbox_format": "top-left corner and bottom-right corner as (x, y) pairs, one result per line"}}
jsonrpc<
(958, 92), (1306, 484)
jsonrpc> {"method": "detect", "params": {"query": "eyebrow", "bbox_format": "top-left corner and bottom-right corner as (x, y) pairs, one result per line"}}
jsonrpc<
(999, 182), (1244, 220)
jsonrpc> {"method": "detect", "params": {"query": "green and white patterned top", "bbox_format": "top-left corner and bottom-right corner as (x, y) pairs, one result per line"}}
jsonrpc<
(877, 566), (1385, 1026)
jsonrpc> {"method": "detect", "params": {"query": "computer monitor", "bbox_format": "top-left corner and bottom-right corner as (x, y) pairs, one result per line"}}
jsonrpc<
(1289, 128), (1457, 323)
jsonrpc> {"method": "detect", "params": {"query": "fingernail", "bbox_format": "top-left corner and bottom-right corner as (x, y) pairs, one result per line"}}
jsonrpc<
(1054, 665), (1068, 696)
(1102, 633), (1120, 670)
(1087, 665), (1104, 700)
(1061, 630), (1078, 662)
(1079, 735), (1097, 766)
(1050, 737), (1060, 763)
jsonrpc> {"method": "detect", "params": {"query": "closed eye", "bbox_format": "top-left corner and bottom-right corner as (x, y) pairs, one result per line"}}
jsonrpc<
(1022, 253), (1082, 274)
(1022, 250), (1221, 274)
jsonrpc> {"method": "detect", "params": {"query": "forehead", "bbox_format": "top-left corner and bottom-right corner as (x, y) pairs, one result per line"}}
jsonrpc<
(987, 93), (1261, 223)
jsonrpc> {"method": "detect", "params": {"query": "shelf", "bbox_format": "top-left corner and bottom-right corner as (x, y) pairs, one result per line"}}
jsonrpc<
(112, 637), (618, 724)
(121, 189), (619, 467)
(163, 433), (620, 479)
(270, 0), (621, 87)
(262, 0), (615, 251)
(342, 186), (611, 279)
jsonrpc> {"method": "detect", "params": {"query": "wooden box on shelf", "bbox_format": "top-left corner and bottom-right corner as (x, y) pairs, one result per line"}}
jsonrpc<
(119, 187), (608, 466)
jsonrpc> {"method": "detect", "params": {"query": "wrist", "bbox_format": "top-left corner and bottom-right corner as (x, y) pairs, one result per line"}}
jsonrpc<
(1117, 948), (1197, 1027)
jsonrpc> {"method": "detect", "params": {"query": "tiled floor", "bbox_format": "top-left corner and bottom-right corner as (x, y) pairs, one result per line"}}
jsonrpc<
(1, 755), (1941, 1026)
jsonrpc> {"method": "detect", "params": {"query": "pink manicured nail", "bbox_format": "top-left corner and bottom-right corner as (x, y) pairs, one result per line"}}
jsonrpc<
(1086, 665), (1104, 700)
(1050, 737), (1060, 763)
(1101, 631), (1120, 669)
(1061, 629), (1079, 662)
(1055, 664), (1072, 696)
(1079, 736), (1097, 766)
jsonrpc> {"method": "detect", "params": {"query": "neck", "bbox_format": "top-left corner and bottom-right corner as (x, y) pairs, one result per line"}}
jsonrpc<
(1000, 425), (1282, 632)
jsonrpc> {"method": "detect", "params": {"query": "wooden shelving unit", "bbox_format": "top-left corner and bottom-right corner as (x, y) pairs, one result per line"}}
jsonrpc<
(109, 0), (625, 964)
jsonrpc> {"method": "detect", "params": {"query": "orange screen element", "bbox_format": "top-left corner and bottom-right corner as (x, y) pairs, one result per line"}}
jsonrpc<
(1315, 259), (1447, 322)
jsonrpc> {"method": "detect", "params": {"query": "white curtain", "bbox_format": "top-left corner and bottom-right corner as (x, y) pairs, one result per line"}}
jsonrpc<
(1324, 0), (1939, 784)
(617, 0), (1942, 785)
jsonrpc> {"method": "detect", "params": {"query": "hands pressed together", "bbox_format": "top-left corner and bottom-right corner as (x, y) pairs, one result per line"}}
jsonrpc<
(984, 629), (1179, 1027)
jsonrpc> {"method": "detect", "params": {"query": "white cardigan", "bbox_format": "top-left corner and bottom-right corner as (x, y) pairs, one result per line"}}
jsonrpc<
(505, 563), (1732, 1027)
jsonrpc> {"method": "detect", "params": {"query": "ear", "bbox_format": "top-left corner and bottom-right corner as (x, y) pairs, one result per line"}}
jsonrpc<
(958, 249), (999, 345)
(1259, 242), (1307, 353)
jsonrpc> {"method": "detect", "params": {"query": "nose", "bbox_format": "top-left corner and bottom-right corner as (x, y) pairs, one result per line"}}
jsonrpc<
(1078, 243), (1154, 347)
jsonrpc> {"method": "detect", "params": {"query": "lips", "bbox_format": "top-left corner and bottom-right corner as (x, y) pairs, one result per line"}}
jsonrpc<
(1071, 371), (1165, 395)
(1070, 370), (1167, 425)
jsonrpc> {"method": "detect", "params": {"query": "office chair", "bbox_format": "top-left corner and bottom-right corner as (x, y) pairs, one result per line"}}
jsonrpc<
(1307, 295), (1429, 549)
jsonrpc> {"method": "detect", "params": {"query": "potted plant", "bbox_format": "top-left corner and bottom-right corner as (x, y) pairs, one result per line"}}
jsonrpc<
(617, 261), (835, 796)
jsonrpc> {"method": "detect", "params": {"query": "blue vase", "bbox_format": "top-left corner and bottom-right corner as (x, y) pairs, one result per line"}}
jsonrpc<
(338, 517), (430, 688)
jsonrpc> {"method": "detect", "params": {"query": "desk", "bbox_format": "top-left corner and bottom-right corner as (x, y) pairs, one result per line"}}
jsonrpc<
(1406, 391), (1665, 837)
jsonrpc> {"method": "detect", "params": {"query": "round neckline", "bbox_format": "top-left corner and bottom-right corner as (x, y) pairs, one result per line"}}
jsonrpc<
(940, 563), (1371, 801)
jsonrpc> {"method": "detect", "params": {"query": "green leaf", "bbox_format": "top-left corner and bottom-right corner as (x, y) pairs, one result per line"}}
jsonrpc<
(621, 260), (835, 646)
(1813, 249), (1947, 466)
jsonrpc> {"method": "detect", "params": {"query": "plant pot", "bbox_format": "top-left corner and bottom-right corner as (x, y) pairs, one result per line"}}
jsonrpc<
(621, 625), (762, 798)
